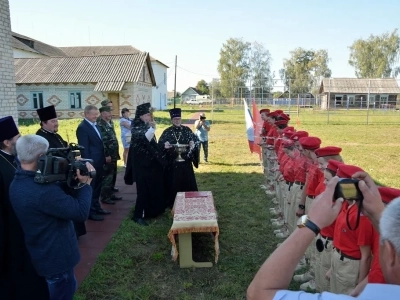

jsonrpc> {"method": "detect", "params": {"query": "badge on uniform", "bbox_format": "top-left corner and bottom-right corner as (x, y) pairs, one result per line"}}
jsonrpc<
(316, 238), (324, 252)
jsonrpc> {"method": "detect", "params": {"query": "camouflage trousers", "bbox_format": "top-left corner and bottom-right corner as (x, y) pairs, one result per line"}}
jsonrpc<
(101, 161), (117, 201)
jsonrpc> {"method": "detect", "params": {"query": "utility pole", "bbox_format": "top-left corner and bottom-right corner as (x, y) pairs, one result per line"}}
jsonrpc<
(173, 55), (177, 108)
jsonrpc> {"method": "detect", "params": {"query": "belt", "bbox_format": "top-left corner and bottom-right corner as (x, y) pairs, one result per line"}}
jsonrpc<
(307, 195), (316, 199)
(321, 234), (333, 241)
(335, 248), (360, 261)
(285, 180), (294, 185)
(294, 181), (305, 186)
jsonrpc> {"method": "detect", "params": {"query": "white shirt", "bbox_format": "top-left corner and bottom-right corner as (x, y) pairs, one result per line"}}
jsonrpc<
(273, 284), (400, 299)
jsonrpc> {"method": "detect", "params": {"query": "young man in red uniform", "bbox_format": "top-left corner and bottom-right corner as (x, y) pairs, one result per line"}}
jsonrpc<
(350, 186), (400, 296)
(259, 108), (271, 182)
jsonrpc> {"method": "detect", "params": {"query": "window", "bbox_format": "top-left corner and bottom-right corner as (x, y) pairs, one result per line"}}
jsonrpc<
(31, 92), (44, 109)
(142, 66), (146, 82)
(69, 92), (82, 109)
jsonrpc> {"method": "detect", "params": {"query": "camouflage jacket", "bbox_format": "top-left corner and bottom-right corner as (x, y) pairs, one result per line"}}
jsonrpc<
(97, 118), (120, 161)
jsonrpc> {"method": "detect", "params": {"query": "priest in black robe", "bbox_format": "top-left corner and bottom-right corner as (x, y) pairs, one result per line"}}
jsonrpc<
(36, 105), (86, 238)
(158, 108), (199, 208)
(125, 103), (167, 226)
(0, 116), (49, 299)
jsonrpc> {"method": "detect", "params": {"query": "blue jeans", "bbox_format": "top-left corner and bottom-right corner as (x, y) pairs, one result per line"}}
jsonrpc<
(199, 140), (208, 161)
(45, 269), (77, 300)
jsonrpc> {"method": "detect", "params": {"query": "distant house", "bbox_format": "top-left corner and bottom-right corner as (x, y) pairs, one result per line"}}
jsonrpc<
(319, 78), (400, 110)
(277, 91), (314, 99)
(11, 32), (169, 119)
(181, 87), (203, 103)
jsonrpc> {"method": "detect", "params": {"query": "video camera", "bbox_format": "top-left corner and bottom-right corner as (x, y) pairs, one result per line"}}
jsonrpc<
(34, 143), (96, 188)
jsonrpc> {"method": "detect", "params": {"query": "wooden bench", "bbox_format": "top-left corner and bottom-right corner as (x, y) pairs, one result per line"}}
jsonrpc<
(168, 191), (219, 268)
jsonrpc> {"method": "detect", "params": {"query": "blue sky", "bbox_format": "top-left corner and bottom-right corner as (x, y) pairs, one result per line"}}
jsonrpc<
(9, 0), (400, 92)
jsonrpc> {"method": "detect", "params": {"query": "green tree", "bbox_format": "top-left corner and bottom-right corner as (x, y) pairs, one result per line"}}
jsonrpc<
(209, 78), (222, 98)
(273, 91), (283, 98)
(195, 79), (210, 95)
(279, 48), (331, 95)
(349, 29), (400, 78)
(249, 41), (273, 99)
(217, 38), (251, 98)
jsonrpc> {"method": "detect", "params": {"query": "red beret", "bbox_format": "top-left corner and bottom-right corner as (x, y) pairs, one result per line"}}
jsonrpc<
(299, 136), (321, 150)
(275, 120), (288, 126)
(336, 164), (364, 178)
(315, 146), (342, 157)
(267, 111), (278, 117)
(278, 113), (291, 121)
(378, 187), (400, 203)
(259, 108), (270, 114)
(282, 139), (295, 148)
(291, 131), (309, 141)
(326, 159), (343, 174)
(275, 110), (284, 114)
(282, 126), (295, 133)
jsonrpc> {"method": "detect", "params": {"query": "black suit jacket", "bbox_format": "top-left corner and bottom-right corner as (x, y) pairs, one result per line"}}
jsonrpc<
(76, 119), (105, 170)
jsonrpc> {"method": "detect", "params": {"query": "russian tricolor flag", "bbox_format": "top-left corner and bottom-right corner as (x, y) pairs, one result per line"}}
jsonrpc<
(243, 99), (261, 155)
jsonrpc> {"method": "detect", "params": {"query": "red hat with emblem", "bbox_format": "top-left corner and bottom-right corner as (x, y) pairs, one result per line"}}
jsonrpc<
(378, 187), (400, 204)
(336, 164), (364, 178)
(259, 108), (270, 114)
(278, 113), (291, 121)
(291, 131), (309, 141)
(275, 120), (288, 126)
(299, 136), (321, 150)
(315, 146), (342, 157)
(326, 159), (343, 174)
(282, 139), (295, 148)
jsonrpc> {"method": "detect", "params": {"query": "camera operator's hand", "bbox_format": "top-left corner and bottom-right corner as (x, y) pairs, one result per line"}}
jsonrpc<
(308, 176), (344, 229)
(352, 171), (384, 224)
(77, 162), (94, 185)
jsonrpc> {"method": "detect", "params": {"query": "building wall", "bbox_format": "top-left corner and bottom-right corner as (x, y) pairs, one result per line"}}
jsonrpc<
(321, 93), (398, 110)
(16, 83), (105, 119)
(0, 0), (18, 120)
(151, 61), (167, 110)
(13, 48), (46, 58)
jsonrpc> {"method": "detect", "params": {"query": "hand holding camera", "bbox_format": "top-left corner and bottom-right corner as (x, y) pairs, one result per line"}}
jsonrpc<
(76, 162), (94, 185)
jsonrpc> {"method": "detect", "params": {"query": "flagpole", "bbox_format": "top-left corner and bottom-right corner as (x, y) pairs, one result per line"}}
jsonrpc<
(173, 55), (177, 109)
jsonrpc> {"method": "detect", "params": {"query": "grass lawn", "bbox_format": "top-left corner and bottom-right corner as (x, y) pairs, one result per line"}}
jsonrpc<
(17, 107), (400, 299)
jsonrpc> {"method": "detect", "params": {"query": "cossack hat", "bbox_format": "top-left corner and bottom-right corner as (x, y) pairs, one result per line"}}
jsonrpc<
(36, 105), (57, 122)
(378, 187), (400, 204)
(0, 116), (19, 142)
(336, 164), (364, 178)
(315, 146), (342, 157)
(101, 99), (112, 106)
(291, 131), (309, 141)
(326, 159), (343, 174)
(135, 102), (152, 118)
(299, 136), (321, 150)
(169, 108), (181, 119)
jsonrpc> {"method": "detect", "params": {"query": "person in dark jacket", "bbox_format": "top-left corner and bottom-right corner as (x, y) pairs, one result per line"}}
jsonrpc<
(9, 134), (93, 300)
(125, 102), (166, 226)
(0, 117), (49, 300)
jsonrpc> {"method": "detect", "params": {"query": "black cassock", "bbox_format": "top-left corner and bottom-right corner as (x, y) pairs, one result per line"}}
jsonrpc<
(36, 128), (87, 238)
(158, 125), (199, 208)
(124, 118), (166, 219)
(0, 152), (49, 299)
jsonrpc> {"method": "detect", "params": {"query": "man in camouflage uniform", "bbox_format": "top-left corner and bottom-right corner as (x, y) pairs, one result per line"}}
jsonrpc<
(99, 99), (119, 193)
(98, 106), (122, 204)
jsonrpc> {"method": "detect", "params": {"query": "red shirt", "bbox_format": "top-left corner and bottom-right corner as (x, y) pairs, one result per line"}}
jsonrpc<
(279, 154), (290, 174)
(266, 126), (276, 145)
(261, 121), (271, 136)
(283, 156), (295, 182)
(305, 163), (323, 196)
(293, 154), (307, 183)
(333, 202), (374, 258)
(274, 135), (282, 153)
(368, 228), (385, 283)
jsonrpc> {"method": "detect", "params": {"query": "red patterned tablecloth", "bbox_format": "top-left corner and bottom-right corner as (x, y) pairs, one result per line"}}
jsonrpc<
(168, 191), (219, 262)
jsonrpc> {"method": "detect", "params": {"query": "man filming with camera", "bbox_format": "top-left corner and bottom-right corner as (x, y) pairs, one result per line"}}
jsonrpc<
(194, 112), (210, 163)
(9, 134), (94, 300)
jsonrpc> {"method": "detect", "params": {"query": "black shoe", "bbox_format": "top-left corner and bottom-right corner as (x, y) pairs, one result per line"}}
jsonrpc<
(97, 209), (111, 215)
(101, 199), (116, 205)
(112, 187), (119, 192)
(133, 218), (149, 226)
(89, 214), (104, 221)
(204, 158), (208, 163)
(111, 195), (123, 201)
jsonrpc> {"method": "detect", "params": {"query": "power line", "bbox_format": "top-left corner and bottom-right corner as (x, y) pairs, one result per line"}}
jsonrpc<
(176, 65), (218, 78)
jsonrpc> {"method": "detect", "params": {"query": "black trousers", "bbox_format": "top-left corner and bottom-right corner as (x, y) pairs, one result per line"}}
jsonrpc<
(90, 163), (104, 215)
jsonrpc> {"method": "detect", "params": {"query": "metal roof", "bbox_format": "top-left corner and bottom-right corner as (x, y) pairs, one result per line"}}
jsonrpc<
(14, 52), (156, 88)
(320, 78), (400, 94)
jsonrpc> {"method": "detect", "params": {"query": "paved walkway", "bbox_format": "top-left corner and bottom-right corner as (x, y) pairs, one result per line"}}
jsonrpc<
(75, 111), (202, 284)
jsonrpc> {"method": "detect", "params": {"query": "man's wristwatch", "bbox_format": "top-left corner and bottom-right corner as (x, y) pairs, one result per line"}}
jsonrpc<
(297, 215), (320, 236)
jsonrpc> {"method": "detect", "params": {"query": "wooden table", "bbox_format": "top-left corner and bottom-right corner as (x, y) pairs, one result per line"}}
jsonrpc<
(168, 191), (219, 268)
